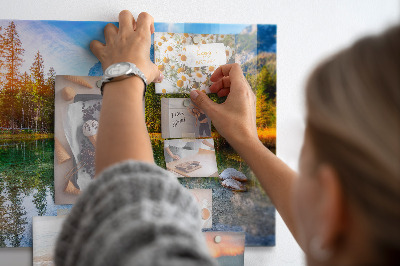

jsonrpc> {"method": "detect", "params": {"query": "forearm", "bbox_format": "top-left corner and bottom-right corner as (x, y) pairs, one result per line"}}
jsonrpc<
(165, 147), (174, 157)
(230, 137), (298, 241)
(95, 77), (154, 175)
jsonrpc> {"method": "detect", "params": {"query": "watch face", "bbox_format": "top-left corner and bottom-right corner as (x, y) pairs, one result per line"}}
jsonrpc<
(105, 62), (131, 77)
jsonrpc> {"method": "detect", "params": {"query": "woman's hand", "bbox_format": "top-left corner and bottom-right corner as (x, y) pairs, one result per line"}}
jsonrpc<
(189, 63), (258, 148)
(90, 10), (163, 83)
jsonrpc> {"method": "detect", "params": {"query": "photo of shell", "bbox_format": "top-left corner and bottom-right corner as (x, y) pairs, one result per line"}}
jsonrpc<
(154, 32), (235, 94)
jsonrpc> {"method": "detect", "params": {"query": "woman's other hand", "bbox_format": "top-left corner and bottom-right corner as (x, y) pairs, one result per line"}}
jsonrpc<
(190, 63), (258, 148)
(90, 10), (163, 83)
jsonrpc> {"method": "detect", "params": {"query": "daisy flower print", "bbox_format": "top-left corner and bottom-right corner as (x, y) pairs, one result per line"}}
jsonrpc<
(155, 32), (236, 94)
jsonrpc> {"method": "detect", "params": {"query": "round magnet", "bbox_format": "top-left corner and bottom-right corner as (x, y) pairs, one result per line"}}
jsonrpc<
(214, 235), (222, 244)
(183, 99), (191, 107)
(193, 36), (200, 44)
(96, 80), (102, 88)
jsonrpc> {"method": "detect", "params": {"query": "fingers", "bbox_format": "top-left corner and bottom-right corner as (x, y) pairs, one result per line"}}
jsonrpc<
(210, 63), (250, 98)
(217, 88), (230, 97)
(210, 63), (243, 83)
(90, 40), (105, 59)
(153, 71), (164, 83)
(104, 23), (118, 44)
(118, 10), (135, 35)
(189, 90), (217, 118)
(151, 63), (164, 83)
(209, 76), (231, 93)
(136, 12), (154, 36)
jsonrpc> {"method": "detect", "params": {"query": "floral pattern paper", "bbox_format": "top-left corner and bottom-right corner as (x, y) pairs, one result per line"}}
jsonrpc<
(154, 33), (236, 94)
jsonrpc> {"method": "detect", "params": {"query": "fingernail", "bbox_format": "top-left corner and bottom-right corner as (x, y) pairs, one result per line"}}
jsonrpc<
(190, 90), (199, 100)
(155, 72), (164, 83)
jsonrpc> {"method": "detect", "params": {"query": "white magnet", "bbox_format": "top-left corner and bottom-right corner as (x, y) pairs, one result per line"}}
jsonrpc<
(214, 235), (222, 244)
(183, 99), (191, 107)
(193, 36), (201, 44)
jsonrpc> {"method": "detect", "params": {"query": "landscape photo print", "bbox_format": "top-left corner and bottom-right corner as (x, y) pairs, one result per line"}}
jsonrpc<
(0, 19), (276, 247)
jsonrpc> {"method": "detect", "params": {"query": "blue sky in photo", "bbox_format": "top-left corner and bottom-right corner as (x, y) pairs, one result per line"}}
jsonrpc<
(0, 19), (276, 76)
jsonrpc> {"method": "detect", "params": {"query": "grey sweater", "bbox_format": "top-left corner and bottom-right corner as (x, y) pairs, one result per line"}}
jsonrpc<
(55, 160), (217, 266)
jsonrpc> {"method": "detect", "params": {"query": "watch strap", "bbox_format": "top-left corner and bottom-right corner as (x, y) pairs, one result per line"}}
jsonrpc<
(98, 62), (148, 97)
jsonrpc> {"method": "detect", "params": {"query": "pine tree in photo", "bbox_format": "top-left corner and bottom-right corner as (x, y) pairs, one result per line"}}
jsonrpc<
(19, 71), (33, 130)
(30, 50), (46, 132)
(43, 66), (56, 132)
(46, 67), (56, 88)
(0, 26), (4, 72)
(0, 21), (25, 132)
(0, 26), (4, 128)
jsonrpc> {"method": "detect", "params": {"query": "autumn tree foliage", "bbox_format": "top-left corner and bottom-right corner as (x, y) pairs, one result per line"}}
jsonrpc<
(0, 21), (24, 132)
(0, 21), (55, 133)
(2, 22), (24, 91)
(256, 55), (276, 129)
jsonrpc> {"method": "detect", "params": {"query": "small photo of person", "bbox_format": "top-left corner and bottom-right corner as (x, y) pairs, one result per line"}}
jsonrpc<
(187, 105), (211, 137)
(161, 98), (212, 139)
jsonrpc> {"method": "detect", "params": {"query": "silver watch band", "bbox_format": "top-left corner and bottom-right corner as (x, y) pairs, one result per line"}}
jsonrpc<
(97, 62), (148, 97)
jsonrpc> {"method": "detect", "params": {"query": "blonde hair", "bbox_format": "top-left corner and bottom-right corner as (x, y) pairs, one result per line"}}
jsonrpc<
(305, 25), (400, 264)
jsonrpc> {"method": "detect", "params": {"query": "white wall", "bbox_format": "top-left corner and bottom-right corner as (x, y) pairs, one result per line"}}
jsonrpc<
(0, 1), (398, 265)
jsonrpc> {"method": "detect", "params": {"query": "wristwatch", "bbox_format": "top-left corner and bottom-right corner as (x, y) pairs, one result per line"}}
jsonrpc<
(97, 62), (148, 96)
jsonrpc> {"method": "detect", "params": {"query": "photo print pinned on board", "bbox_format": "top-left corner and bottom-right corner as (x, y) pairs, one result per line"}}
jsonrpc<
(33, 216), (66, 266)
(54, 75), (102, 204)
(203, 231), (245, 266)
(161, 98), (211, 139)
(163, 138), (218, 177)
(154, 33), (236, 94)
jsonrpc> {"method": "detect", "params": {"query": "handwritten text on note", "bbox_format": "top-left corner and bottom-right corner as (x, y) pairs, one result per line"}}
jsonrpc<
(184, 43), (227, 67)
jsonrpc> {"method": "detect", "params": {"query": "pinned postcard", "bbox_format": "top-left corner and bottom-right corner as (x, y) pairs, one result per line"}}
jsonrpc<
(164, 138), (218, 177)
(154, 33), (235, 94)
(54, 75), (102, 204)
(33, 216), (66, 266)
(161, 98), (211, 139)
(204, 231), (245, 266)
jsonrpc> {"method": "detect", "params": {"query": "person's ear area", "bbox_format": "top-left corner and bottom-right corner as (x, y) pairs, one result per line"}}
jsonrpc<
(316, 164), (348, 250)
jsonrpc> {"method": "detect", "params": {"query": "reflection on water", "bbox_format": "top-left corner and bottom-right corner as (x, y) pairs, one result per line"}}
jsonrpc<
(0, 138), (71, 247)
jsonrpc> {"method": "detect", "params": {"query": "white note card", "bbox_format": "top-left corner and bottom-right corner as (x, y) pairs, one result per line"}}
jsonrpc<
(184, 43), (227, 67)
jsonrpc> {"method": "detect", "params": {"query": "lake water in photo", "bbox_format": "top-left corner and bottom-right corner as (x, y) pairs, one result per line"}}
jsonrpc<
(0, 138), (70, 247)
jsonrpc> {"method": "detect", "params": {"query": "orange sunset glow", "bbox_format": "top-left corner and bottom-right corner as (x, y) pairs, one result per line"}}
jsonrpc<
(204, 232), (245, 258)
